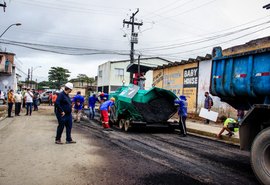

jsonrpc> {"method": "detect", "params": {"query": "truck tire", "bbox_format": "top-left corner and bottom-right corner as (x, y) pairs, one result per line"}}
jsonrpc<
(251, 127), (270, 185)
(119, 119), (125, 130)
(124, 120), (130, 132)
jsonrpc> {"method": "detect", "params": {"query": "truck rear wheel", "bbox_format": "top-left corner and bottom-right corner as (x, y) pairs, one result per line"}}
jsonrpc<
(124, 120), (130, 132)
(251, 127), (270, 185)
(119, 119), (125, 130)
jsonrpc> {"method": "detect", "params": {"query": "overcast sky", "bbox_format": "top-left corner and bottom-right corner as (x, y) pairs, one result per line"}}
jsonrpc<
(0, 0), (269, 82)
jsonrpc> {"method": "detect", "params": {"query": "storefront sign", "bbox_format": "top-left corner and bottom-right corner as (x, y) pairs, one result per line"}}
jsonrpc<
(183, 67), (198, 88)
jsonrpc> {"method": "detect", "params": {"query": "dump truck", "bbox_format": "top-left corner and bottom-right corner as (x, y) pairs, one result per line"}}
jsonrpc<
(109, 84), (178, 131)
(211, 46), (270, 185)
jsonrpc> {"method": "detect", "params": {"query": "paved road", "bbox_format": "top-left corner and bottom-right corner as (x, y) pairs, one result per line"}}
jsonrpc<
(0, 108), (259, 185)
(79, 121), (259, 185)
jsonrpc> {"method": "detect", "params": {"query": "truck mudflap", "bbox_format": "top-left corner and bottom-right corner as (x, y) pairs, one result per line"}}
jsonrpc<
(239, 104), (270, 150)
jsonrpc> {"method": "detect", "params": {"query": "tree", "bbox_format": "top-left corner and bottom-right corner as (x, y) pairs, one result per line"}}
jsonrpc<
(48, 67), (70, 89)
(69, 74), (95, 87)
(38, 81), (54, 89)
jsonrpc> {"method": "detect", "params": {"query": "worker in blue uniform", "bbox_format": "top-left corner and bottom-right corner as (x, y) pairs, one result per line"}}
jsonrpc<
(175, 95), (188, 137)
(88, 94), (99, 119)
(55, 82), (76, 144)
(100, 97), (115, 129)
(72, 91), (84, 123)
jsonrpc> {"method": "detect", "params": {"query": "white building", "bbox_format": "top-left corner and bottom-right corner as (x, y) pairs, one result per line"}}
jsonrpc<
(97, 57), (171, 93)
(0, 52), (19, 94)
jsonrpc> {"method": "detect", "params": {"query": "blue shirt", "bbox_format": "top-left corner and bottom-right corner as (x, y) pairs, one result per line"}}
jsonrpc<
(175, 99), (188, 117)
(72, 94), (84, 110)
(88, 96), (99, 108)
(100, 100), (114, 111)
(55, 91), (72, 115)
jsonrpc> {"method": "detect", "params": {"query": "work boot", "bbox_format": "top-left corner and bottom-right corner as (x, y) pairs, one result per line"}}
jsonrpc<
(55, 140), (64, 144)
(66, 140), (76, 144)
(228, 132), (234, 137)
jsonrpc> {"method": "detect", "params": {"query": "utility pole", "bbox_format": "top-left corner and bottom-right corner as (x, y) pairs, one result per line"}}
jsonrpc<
(27, 68), (30, 87)
(0, 1), (6, 12)
(30, 67), (33, 88)
(123, 8), (143, 83)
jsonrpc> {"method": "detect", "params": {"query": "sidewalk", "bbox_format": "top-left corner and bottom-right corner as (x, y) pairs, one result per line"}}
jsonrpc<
(185, 120), (240, 145)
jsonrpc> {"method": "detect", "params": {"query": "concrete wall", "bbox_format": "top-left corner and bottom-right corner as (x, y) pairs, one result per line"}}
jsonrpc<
(0, 66), (17, 93)
(97, 62), (111, 91)
(153, 60), (236, 116)
(0, 53), (17, 94)
(153, 62), (198, 113)
(198, 60), (236, 117)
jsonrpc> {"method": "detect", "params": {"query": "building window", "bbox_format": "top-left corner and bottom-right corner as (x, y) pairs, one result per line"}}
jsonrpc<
(98, 70), (102, 77)
(115, 68), (124, 77)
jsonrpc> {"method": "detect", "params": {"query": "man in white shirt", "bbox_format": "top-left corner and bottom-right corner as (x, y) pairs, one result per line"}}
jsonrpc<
(14, 91), (23, 116)
(24, 87), (33, 116)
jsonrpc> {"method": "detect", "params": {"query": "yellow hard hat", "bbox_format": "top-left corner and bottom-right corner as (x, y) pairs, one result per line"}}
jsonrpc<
(110, 97), (115, 102)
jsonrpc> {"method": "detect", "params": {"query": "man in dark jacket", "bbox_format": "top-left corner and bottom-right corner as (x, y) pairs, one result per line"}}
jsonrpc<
(204, 92), (213, 124)
(54, 82), (76, 144)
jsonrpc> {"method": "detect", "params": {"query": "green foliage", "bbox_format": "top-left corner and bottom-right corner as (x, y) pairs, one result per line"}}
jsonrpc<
(38, 81), (53, 89)
(48, 67), (70, 89)
(70, 74), (95, 86)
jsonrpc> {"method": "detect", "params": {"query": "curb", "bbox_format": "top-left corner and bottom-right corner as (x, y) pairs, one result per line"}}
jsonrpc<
(187, 127), (240, 145)
(83, 113), (240, 145)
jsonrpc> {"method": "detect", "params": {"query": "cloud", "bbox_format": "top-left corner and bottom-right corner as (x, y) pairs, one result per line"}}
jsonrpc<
(1, 0), (269, 82)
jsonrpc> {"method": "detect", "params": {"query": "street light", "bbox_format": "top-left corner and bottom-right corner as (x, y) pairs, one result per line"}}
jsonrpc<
(0, 23), (22, 38)
(30, 66), (42, 89)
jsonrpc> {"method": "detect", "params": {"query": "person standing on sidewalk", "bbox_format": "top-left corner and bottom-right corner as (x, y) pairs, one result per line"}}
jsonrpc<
(175, 95), (188, 137)
(237, 109), (245, 122)
(24, 88), (33, 116)
(72, 91), (84, 123)
(204, 92), (213, 124)
(52, 92), (58, 114)
(100, 97), (115, 129)
(88, 94), (99, 120)
(21, 86), (27, 109)
(7, 89), (15, 118)
(14, 91), (23, 116)
(48, 92), (53, 106)
(55, 82), (76, 144)
(32, 89), (39, 111)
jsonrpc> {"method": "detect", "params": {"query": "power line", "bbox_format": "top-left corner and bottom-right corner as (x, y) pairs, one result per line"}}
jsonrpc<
(0, 39), (130, 56)
(142, 0), (196, 20)
(14, 0), (124, 16)
(142, 24), (270, 57)
(138, 20), (270, 51)
(143, 15), (270, 45)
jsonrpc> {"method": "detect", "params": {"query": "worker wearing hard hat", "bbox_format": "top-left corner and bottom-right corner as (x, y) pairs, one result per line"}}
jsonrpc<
(99, 97), (115, 130)
(54, 82), (76, 144)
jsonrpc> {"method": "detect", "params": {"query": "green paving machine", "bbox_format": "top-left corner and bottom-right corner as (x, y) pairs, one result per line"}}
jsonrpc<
(109, 84), (178, 131)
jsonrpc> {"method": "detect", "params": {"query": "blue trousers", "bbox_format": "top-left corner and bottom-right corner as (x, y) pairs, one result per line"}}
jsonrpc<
(26, 102), (32, 115)
(56, 114), (72, 141)
(89, 106), (95, 119)
(33, 99), (38, 111)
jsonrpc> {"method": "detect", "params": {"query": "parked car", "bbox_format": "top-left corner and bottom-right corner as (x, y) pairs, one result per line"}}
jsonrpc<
(40, 90), (55, 103)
